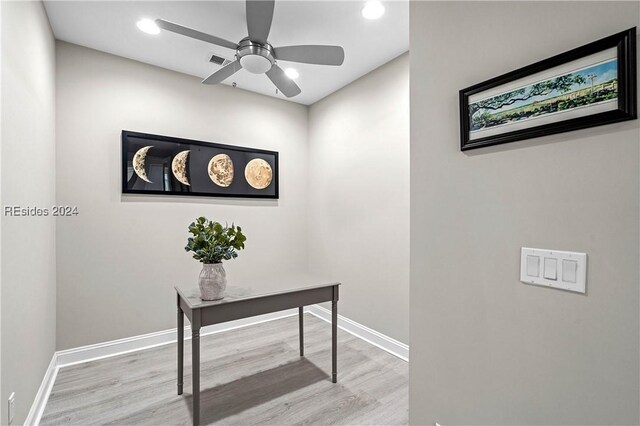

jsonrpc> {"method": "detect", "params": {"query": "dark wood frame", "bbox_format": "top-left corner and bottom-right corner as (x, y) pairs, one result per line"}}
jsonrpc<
(121, 130), (279, 199)
(460, 27), (637, 151)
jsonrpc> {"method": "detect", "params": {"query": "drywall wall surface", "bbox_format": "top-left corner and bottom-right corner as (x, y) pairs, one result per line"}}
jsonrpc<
(0, 2), (3, 420)
(56, 42), (309, 350)
(308, 53), (409, 344)
(410, 2), (639, 424)
(1, 1), (57, 423)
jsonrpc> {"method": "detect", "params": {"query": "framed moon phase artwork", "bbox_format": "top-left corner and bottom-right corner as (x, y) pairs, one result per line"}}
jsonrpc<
(122, 130), (279, 199)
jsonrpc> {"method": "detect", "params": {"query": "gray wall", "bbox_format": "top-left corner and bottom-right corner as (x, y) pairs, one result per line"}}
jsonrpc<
(55, 42), (309, 350)
(1, 2), (3, 414)
(410, 2), (639, 425)
(308, 53), (409, 343)
(56, 42), (411, 350)
(1, 1), (57, 424)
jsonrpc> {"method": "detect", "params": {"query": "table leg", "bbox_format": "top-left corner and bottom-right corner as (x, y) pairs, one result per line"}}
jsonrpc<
(192, 326), (200, 426)
(177, 297), (184, 395)
(299, 307), (304, 357)
(332, 300), (337, 383)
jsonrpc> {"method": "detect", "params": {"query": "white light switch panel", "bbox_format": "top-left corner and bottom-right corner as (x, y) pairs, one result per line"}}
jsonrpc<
(520, 247), (587, 293)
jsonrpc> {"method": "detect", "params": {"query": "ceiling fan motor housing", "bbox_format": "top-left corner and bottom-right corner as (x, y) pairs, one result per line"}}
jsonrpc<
(237, 38), (275, 74)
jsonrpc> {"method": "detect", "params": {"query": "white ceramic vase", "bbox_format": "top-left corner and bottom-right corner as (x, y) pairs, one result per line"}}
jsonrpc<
(198, 263), (227, 301)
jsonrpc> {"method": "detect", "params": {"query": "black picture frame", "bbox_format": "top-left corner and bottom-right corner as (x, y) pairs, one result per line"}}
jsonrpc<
(122, 130), (279, 199)
(460, 27), (637, 151)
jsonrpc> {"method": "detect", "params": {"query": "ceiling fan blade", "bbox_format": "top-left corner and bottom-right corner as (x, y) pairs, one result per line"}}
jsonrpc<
(265, 64), (301, 98)
(246, 0), (274, 45)
(202, 60), (242, 84)
(274, 45), (345, 66)
(155, 19), (238, 51)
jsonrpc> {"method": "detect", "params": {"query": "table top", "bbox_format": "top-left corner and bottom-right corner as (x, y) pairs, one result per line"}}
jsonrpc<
(176, 281), (340, 310)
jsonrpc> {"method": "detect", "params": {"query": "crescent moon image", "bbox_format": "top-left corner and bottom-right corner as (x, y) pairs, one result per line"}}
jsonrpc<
(171, 150), (191, 186)
(208, 154), (234, 187)
(244, 158), (273, 190)
(133, 146), (153, 183)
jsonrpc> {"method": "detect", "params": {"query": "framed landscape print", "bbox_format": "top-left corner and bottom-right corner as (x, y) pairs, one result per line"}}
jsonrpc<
(460, 27), (636, 151)
(122, 131), (279, 199)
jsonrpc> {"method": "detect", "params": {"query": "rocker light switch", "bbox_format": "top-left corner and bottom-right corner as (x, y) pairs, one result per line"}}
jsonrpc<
(526, 255), (540, 277)
(562, 259), (578, 283)
(543, 258), (557, 280)
(520, 248), (587, 294)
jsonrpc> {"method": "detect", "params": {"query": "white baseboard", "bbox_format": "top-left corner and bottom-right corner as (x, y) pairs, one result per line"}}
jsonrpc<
(307, 305), (409, 361)
(27, 305), (408, 425)
(27, 309), (299, 426)
(56, 308), (301, 368)
(24, 353), (59, 426)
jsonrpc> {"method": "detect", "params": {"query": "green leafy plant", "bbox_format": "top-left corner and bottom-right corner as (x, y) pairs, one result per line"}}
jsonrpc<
(184, 217), (246, 264)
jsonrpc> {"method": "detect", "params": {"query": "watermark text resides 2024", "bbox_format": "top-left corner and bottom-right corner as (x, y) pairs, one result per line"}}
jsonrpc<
(3, 205), (79, 217)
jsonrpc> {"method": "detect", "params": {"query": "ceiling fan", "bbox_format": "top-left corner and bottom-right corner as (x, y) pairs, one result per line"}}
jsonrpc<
(155, 0), (345, 98)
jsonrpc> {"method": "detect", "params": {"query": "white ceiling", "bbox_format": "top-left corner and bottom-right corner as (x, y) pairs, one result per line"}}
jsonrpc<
(43, 1), (409, 105)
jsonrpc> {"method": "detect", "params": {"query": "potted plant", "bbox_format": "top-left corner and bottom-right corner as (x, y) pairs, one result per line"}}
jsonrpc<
(185, 217), (246, 300)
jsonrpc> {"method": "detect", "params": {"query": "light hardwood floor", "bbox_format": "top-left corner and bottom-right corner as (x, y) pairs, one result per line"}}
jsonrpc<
(41, 314), (408, 425)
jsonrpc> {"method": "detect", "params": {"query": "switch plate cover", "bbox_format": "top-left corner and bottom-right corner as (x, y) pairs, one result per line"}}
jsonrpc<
(520, 247), (587, 293)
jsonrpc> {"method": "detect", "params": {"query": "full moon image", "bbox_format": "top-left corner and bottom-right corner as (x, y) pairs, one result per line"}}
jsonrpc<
(171, 150), (191, 186)
(244, 158), (273, 189)
(132, 146), (153, 183)
(208, 154), (234, 187)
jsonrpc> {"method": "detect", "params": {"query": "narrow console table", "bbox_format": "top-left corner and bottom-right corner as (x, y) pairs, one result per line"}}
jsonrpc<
(175, 282), (340, 426)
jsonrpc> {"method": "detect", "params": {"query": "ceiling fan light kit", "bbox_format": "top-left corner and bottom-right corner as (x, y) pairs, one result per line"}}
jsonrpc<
(154, 0), (345, 98)
(237, 38), (275, 74)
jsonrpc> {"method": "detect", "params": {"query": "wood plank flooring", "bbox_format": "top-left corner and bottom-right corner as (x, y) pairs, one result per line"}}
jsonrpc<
(41, 314), (408, 425)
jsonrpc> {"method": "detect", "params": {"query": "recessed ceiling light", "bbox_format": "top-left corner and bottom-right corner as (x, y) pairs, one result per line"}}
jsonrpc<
(362, 1), (385, 20)
(136, 18), (160, 35)
(285, 68), (299, 80)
